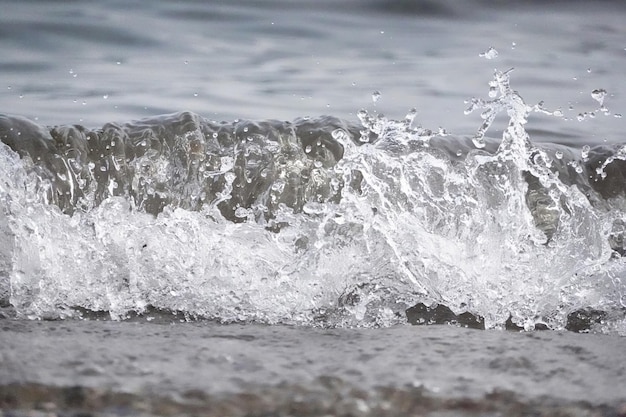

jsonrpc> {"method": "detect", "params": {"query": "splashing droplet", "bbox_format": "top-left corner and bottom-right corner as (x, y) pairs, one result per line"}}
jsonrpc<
(331, 128), (349, 143)
(472, 136), (486, 149)
(591, 89), (607, 106)
(372, 91), (381, 103)
(405, 108), (417, 125)
(479, 47), (498, 60)
(234, 207), (250, 218)
(581, 145), (591, 161)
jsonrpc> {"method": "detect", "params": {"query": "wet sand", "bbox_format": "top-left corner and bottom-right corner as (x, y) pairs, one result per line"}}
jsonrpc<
(1, 319), (625, 416)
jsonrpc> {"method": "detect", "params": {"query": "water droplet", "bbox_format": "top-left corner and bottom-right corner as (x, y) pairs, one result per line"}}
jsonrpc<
(332, 128), (349, 143)
(405, 108), (417, 124)
(243, 127), (249, 133)
(587, 68), (592, 73)
(555, 150), (563, 160)
(271, 179), (285, 194)
(184, 60), (189, 65)
(372, 90), (381, 103)
(103, 94), (108, 99)
(472, 135), (486, 149)
(7, 86), (11, 90)
(511, 42), (517, 49)
(488, 80), (498, 98)
(116, 61), (121, 65)
(314, 160), (323, 168)
(569, 161), (584, 174)
(305, 145), (312, 153)
(479, 47), (498, 60)
(380, 30), (385, 34)
(193, 92), (198, 97)
(615, 113), (622, 118)
(591, 88), (607, 106)
(456, 150), (462, 157)
(357, 109), (369, 126)
(577, 113), (586, 122)
(224, 172), (236, 184)
(234, 207), (249, 218)
(82, 101), (86, 106)
(581, 145), (590, 161)
(552, 109), (563, 117)
(18, 95), (23, 99)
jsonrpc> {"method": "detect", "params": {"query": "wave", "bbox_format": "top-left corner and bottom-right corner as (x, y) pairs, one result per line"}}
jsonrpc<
(0, 69), (625, 333)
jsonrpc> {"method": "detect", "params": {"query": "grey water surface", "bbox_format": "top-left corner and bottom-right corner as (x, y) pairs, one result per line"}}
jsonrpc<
(1, 0), (624, 145)
(2, 1), (626, 416)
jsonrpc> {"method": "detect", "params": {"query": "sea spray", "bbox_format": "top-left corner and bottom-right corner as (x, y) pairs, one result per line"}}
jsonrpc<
(0, 70), (625, 333)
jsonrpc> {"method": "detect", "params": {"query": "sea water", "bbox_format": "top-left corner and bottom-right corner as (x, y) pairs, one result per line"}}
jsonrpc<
(1, 1), (626, 414)
(1, 0), (626, 334)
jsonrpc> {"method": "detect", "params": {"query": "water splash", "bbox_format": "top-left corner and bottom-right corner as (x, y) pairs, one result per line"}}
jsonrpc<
(479, 47), (498, 60)
(1, 70), (625, 333)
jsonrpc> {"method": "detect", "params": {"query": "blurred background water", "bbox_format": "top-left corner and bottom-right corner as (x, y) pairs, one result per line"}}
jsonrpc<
(1, 0), (624, 145)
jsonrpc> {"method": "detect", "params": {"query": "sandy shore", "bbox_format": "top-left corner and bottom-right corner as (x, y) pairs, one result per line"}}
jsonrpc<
(1, 319), (625, 416)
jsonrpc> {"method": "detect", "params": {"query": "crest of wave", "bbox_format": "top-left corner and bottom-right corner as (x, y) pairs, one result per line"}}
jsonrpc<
(1, 69), (625, 332)
(317, 68), (626, 331)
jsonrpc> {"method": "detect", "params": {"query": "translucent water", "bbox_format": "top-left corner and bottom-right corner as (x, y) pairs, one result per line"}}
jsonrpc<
(1, 0), (626, 336)
(1, 67), (625, 334)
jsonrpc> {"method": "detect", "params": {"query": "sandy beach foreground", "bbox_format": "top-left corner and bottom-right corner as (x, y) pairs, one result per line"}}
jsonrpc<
(1, 319), (625, 417)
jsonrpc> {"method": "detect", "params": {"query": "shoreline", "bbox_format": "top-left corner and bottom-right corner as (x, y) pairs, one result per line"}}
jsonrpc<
(1, 319), (625, 416)
(2, 381), (625, 417)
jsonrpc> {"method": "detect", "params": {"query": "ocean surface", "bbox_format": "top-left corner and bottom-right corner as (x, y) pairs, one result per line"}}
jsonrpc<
(1, 0), (626, 415)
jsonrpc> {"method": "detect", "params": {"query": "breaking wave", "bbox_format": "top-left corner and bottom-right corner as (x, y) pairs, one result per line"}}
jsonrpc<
(1, 69), (625, 333)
